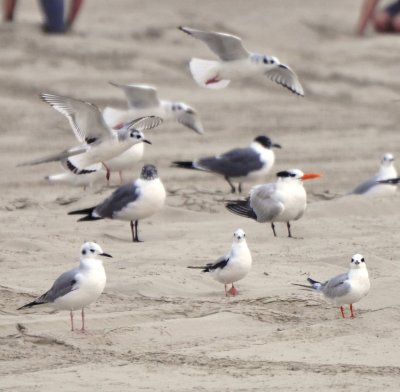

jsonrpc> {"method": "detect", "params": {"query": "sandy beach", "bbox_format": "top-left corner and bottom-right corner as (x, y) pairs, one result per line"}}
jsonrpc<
(1, 0), (400, 390)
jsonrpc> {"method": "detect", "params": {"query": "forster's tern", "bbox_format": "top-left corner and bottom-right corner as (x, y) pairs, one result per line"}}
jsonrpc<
(351, 153), (397, 196)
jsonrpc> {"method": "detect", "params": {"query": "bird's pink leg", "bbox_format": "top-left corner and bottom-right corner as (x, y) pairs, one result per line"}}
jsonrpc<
(350, 304), (355, 319)
(340, 306), (345, 318)
(80, 308), (85, 332)
(227, 283), (239, 296)
(70, 310), (74, 331)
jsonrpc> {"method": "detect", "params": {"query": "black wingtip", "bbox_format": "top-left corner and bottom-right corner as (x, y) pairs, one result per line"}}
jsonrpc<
(68, 207), (95, 216)
(17, 300), (44, 310)
(307, 277), (320, 285)
(171, 161), (195, 169)
(77, 215), (102, 222)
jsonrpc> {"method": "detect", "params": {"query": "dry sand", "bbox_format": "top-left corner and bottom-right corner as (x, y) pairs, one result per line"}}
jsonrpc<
(1, 0), (400, 390)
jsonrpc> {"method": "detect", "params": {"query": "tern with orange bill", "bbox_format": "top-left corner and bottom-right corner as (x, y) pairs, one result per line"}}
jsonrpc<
(226, 169), (321, 237)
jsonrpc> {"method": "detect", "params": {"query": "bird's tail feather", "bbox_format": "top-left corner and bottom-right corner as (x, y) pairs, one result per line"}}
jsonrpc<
(189, 58), (230, 89)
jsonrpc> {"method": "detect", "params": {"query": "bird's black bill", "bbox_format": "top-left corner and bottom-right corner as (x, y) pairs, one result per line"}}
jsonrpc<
(272, 143), (282, 149)
(143, 139), (152, 145)
(100, 253), (112, 258)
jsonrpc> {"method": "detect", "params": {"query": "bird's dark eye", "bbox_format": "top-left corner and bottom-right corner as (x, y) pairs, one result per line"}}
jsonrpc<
(82, 250), (86, 255)
(90, 249), (95, 253)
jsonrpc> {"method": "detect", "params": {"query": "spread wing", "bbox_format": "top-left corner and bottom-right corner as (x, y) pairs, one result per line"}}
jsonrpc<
(265, 64), (304, 96)
(109, 82), (160, 109)
(40, 93), (113, 143)
(179, 26), (249, 61)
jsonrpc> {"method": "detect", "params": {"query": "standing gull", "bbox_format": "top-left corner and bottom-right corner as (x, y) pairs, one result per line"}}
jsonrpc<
(103, 82), (204, 134)
(350, 153), (397, 196)
(21, 93), (161, 180)
(69, 164), (166, 242)
(226, 169), (321, 237)
(188, 229), (252, 296)
(294, 254), (370, 318)
(173, 135), (281, 193)
(18, 242), (111, 332)
(179, 26), (304, 96)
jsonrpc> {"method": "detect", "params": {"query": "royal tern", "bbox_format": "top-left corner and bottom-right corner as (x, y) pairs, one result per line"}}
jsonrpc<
(295, 254), (370, 318)
(18, 242), (112, 332)
(68, 164), (166, 242)
(188, 229), (252, 296)
(173, 135), (281, 193)
(103, 82), (204, 134)
(226, 169), (320, 237)
(179, 26), (304, 96)
(350, 153), (397, 196)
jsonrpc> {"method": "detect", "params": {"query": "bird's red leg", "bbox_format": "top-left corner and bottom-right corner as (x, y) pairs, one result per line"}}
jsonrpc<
(350, 304), (355, 319)
(70, 310), (74, 331)
(340, 306), (345, 318)
(227, 283), (239, 296)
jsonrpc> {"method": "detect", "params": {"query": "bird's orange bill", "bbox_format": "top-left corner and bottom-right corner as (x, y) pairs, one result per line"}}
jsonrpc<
(301, 173), (321, 180)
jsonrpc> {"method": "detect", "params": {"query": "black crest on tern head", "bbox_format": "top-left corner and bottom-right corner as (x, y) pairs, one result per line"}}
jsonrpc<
(141, 164), (158, 180)
(276, 170), (297, 178)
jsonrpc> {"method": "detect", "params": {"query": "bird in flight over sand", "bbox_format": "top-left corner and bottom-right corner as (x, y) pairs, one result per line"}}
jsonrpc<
(179, 26), (304, 96)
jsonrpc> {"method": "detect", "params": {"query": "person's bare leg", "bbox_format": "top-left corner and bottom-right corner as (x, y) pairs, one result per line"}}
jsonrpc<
(391, 14), (400, 31)
(373, 11), (392, 32)
(3, 0), (17, 21)
(65, 0), (83, 30)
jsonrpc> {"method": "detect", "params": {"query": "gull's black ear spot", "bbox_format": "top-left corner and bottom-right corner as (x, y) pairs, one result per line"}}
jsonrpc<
(82, 250), (86, 255)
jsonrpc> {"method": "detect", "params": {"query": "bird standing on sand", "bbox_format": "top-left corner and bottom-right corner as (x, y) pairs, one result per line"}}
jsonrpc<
(188, 229), (252, 296)
(226, 169), (320, 237)
(69, 164), (166, 242)
(350, 153), (397, 196)
(173, 135), (281, 193)
(179, 26), (304, 96)
(294, 254), (370, 318)
(18, 242), (112, 332)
